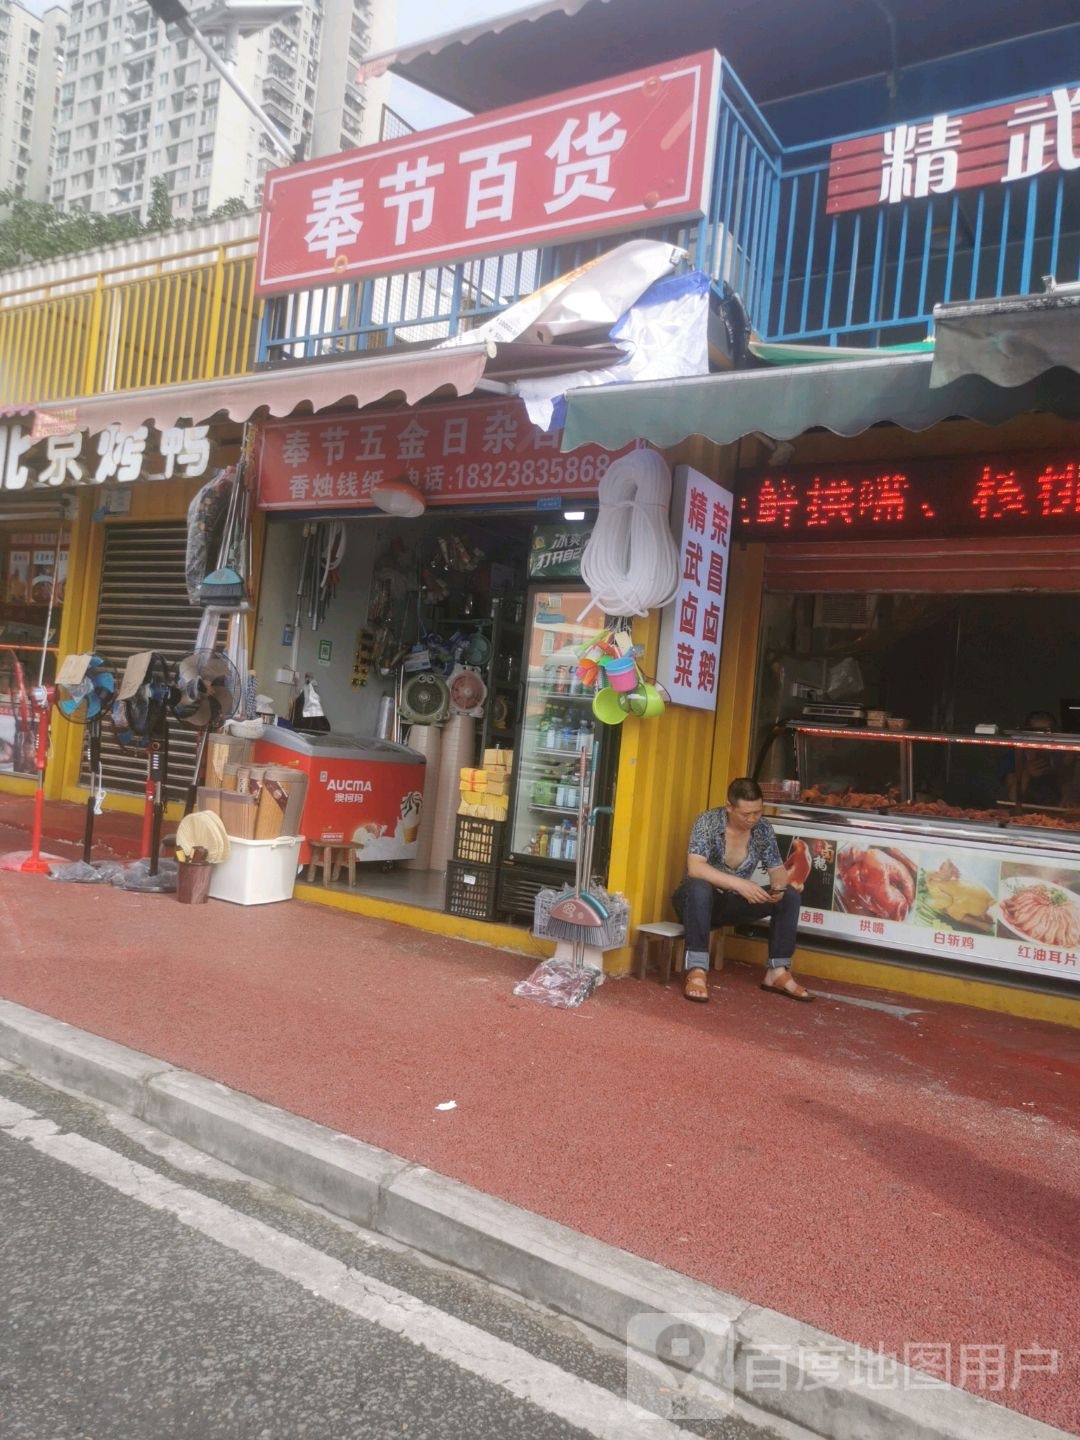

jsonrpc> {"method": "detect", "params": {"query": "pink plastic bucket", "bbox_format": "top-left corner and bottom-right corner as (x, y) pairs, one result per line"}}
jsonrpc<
(603, 655), (638, 693)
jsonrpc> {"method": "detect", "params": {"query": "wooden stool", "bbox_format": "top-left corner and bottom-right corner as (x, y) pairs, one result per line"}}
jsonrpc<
(306, 845), (356, 888)
(634, 922), (685, 984)
(634, 923), (727, 984)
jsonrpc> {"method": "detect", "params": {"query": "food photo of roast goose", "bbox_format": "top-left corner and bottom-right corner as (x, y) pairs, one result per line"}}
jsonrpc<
(834, 844), (918, 922)
(785, 837), (812, 887)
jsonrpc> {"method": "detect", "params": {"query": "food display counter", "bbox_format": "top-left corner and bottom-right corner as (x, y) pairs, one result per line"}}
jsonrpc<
(765, 724), (1080, 986)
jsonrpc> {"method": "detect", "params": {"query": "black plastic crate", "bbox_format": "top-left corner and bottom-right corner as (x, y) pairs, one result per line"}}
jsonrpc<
(496, 863), (554, 921)
(445, 859), (498, 921)
(453, 815), (505, 867)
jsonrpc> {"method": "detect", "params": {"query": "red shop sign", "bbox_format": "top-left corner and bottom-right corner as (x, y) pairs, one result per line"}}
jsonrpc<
(255, 400), (629, 510)
(827, 84), (1080, 215)
(256, 51), (719, 296)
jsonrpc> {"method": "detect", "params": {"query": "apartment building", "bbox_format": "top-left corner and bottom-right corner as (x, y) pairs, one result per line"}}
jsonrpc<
(50, 0), (394, 221)
(0, 0), (66, 201)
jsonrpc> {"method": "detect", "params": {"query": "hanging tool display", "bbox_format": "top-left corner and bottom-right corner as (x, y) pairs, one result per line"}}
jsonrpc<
(197, 430), (254, 608)
(305, 521), (345, 630)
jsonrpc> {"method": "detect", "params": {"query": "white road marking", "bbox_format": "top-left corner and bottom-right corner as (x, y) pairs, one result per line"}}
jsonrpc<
(823, 993), (922, 1019)
(0, 1101), (697, 1440)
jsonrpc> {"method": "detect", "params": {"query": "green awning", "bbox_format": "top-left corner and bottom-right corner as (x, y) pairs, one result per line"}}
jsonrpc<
(560, 352), (1080, 452)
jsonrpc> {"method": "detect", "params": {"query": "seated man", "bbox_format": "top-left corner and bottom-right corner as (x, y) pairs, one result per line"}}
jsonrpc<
(672, 777), (810, 1003)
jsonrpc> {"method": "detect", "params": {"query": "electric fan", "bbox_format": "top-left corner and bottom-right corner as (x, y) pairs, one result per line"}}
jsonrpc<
(170, 649), (242, 815)
(400, 671), (450, 726)
(55, 654), (116, 863)
(110, 652), (173, 875)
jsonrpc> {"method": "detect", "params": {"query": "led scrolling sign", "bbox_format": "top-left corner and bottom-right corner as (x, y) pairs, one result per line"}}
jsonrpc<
(737, 453), (1080, 541)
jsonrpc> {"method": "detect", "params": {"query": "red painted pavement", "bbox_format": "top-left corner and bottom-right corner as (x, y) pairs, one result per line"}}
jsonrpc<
(0, 802), (1077, 1431)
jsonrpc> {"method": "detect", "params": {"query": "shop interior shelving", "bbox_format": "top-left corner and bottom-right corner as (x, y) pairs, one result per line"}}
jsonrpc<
(417, 594), (524, 761)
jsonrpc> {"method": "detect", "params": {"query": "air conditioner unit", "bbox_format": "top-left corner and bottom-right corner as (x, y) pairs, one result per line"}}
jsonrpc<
(814, 594), (877, 630)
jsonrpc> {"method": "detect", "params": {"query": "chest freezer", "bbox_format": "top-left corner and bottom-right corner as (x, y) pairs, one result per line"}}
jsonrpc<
(254, 728), (426, 863)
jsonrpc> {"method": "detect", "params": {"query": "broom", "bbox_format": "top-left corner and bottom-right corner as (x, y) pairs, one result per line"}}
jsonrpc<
(197, 437), (250, 606)
(545, 750), (621, 944)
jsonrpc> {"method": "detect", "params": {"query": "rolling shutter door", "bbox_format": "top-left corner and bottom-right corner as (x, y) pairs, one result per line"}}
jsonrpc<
(764, 536), (1080, 592)
(86, 522), (202, 796)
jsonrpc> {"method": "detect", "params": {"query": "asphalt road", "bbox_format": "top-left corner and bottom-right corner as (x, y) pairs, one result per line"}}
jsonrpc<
(0, 1063), (804, 1440)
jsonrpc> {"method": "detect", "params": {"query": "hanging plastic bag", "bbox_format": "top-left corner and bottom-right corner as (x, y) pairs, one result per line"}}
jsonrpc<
(513, 958), (604, 1009)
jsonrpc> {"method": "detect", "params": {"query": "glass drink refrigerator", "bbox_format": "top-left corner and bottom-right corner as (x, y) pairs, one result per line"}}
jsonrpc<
(498, 585), (618, 920)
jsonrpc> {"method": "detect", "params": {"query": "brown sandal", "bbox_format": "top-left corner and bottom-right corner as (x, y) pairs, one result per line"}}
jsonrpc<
(760, 970), (813, 1003)
(684, 970), (709, 1003)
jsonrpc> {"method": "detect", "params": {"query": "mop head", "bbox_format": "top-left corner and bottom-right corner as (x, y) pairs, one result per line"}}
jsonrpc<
(513, 958), (604, 1009)
(197, 567), (245, 605)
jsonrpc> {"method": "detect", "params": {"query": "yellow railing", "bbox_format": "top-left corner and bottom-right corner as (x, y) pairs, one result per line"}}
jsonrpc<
(0, 236), (261, 406)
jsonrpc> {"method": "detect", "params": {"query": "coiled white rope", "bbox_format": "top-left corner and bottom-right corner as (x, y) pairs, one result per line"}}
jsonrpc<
(579, 448), (681, 620)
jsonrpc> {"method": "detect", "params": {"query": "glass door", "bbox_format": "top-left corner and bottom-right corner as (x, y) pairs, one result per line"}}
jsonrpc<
(510, 586), (599, 864)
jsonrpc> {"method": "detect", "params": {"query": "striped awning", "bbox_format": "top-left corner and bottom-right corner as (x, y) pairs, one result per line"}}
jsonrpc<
(33, 346), (493, 437)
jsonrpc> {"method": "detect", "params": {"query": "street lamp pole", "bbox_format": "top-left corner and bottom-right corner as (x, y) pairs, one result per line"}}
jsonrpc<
(142, 0), (297, 164)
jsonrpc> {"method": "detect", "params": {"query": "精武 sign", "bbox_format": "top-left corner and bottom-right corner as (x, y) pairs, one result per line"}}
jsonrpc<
(827, 85), (1080, 214)
(656, 465), (732, 711)
(256, 52), (719, 295)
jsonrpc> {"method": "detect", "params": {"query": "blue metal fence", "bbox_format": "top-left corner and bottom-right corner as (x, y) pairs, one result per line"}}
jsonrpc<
(258, 72), (1079, 363)
(766, 137), (1078, 345)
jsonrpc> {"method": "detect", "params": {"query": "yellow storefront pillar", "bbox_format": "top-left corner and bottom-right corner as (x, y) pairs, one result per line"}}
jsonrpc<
(602, 437), (764, 973)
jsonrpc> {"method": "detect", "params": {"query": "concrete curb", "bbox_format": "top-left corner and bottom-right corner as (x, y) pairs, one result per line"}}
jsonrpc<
(0, 998), (1068, 1440)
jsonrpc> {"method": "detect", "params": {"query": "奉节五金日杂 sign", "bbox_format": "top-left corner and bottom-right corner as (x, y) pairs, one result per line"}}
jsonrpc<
(827, 84), (1080, 214)
(255, 400), (628, 510)
(656, 465), (733, 712)
(255, 52), (719, 295)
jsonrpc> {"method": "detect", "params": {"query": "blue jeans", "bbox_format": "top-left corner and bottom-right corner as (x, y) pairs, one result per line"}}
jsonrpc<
(672, 878), (800, 972)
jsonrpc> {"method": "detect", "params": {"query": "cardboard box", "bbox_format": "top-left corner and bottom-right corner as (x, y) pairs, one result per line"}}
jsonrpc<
(484, 748), (513, 771)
